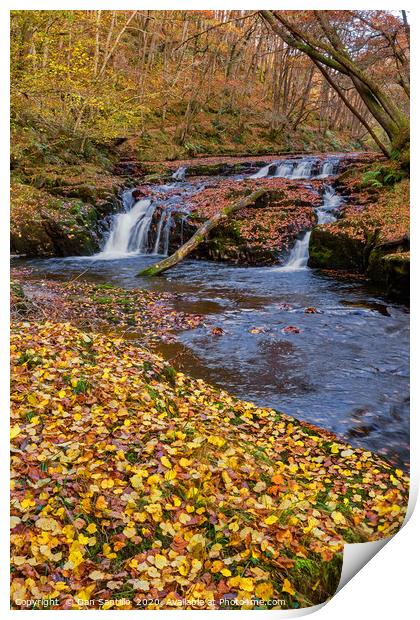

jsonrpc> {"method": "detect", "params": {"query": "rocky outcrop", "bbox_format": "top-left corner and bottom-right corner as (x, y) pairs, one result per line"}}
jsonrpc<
(10, 181), (123, 257)
(309, 225), (409, 299)
(367, 249), (409, 299)
(309, 228), (366, 272)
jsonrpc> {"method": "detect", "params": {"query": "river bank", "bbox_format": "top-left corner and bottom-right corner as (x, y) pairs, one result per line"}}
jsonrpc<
(10, 151), (409, 300)
(309, 165), (409, 299)
(10, 151), (409, 609)
(11, 314), (408, 610)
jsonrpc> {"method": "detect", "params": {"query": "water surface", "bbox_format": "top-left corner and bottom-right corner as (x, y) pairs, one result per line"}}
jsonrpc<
(16, 254), (409, 469)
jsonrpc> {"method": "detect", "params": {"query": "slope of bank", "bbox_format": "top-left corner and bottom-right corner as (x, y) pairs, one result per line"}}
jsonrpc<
(11, 315), (408, 610)
(309, 167), (409, 299)
(10, 164), (127, 257)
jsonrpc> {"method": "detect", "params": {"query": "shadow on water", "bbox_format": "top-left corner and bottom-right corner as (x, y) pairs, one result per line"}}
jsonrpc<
(15, 253), (409, 469)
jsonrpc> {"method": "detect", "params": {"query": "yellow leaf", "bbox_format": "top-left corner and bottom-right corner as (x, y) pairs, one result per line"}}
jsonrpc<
(255, 582), (273, 600)
(75, 585), (95, 603)
(130, 474), (144, 489)
(161, 456), (172, 468)
(331, 510), (346, 525)
(10, 424), (22, 440)
(239, 577), (254, 592)
(154, 554), (168, 569)
(207, 435), (226, 447)
(35, 517), (61, 535)
(191, 558), (203, 572)
(78, 533), (89, 545)
(221, 568), (232, 577)
(282, 578), (296, 596)
(123, 525), (137, 538)
(264, 515), (278, 525)
(211, 560), (223, 573)
(178, 513), (191, 525)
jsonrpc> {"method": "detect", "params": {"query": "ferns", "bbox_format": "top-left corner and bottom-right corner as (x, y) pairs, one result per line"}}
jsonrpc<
(362, 166), (406, 188)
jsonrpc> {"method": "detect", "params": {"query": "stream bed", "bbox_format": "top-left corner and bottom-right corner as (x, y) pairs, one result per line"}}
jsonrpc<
(15, 253), (409, 469)
(13, 155), (410, 469)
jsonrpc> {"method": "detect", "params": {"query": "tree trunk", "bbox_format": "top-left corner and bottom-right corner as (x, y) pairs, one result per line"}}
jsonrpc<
(259, 10), (410, 163)
(137, 189), (268, 277)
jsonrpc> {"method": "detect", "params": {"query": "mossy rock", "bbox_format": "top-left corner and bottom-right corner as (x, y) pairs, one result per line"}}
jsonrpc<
(367, 250), (409, 299)
(308, 228), (366, 271)
(10, 183), (104, 257)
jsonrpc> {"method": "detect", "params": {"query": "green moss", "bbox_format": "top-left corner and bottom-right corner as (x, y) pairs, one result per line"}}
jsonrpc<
(308, 229), (365, 271)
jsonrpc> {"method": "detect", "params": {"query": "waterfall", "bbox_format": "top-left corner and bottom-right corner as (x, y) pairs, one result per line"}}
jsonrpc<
(290, 159), (314, 179)
(281, 185), (341, 271)
(121, 188), (136, 211)
(281, 231), (312, 270)
(162, 211), (173, 255)
(251, 156), (340, 180)
(153, 208), (174, 255)
(250, 162), (279, 179)
(317, 159), (339, 178)
(172, 166), (187, 181)
(251, 158), (315, 180)
(315, 186), (341, 224)
(97, 196), (155, 258)
(152, 210), (166, 254)
(274, 162), (294, 178)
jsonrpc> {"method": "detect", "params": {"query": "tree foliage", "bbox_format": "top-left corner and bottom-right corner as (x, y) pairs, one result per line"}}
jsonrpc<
(11, 10), (409, 167)
(260, 10), (410, 163)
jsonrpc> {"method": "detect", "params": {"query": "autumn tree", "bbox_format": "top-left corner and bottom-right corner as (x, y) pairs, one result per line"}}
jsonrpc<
(12, 10), (407, 166)
(260, 10), (410, 164)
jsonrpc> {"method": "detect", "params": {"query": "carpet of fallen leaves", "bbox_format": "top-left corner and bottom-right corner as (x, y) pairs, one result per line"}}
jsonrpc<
(11, 268), (202, 348)
(11, 319), (409, 610)
(185, 178), (321, 257)
(150, 152), (379, 171)
(327, 178), (409, 243)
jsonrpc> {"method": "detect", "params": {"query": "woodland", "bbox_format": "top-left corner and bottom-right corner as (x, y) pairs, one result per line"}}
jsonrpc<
(11, 10), (409, 611)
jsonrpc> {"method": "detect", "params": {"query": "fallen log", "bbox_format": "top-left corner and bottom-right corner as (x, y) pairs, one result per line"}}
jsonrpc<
(137, 188), (268, 277)
(375, 234), (410, 251)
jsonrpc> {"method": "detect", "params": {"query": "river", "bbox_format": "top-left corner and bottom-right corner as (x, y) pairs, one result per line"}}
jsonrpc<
(13, 155), (410, 469)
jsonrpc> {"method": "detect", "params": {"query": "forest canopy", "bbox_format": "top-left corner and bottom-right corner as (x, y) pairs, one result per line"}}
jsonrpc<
(10, 10), (409, 167)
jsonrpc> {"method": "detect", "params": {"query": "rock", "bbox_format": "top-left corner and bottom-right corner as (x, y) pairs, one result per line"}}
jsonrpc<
(308, 228), (366, 271)
(10, 182), (123, 257)
(367, 250), (409, 299)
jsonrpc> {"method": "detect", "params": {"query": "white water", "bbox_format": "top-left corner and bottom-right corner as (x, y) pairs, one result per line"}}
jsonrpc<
(281, 186), (341, 271)
(97, 197), (155, 259)
(317, 160), (339, 179)
(250, 162), (279, 179)
(250, 156), (339, 180)
(153, 208), (174, 255)
(172, 166), (187, 181)
(290, 159), (314, 179)
(274, 162), (294, 178)
(281, 230), (312, 271)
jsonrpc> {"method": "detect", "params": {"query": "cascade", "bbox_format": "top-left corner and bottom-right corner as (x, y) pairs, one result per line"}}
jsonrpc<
(281, 186), (341, 270)
(97, 194), (155, 258)
(172, 166), (187, 181)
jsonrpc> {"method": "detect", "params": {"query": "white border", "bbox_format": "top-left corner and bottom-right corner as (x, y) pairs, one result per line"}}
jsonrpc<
(2, 2), (418, 618)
